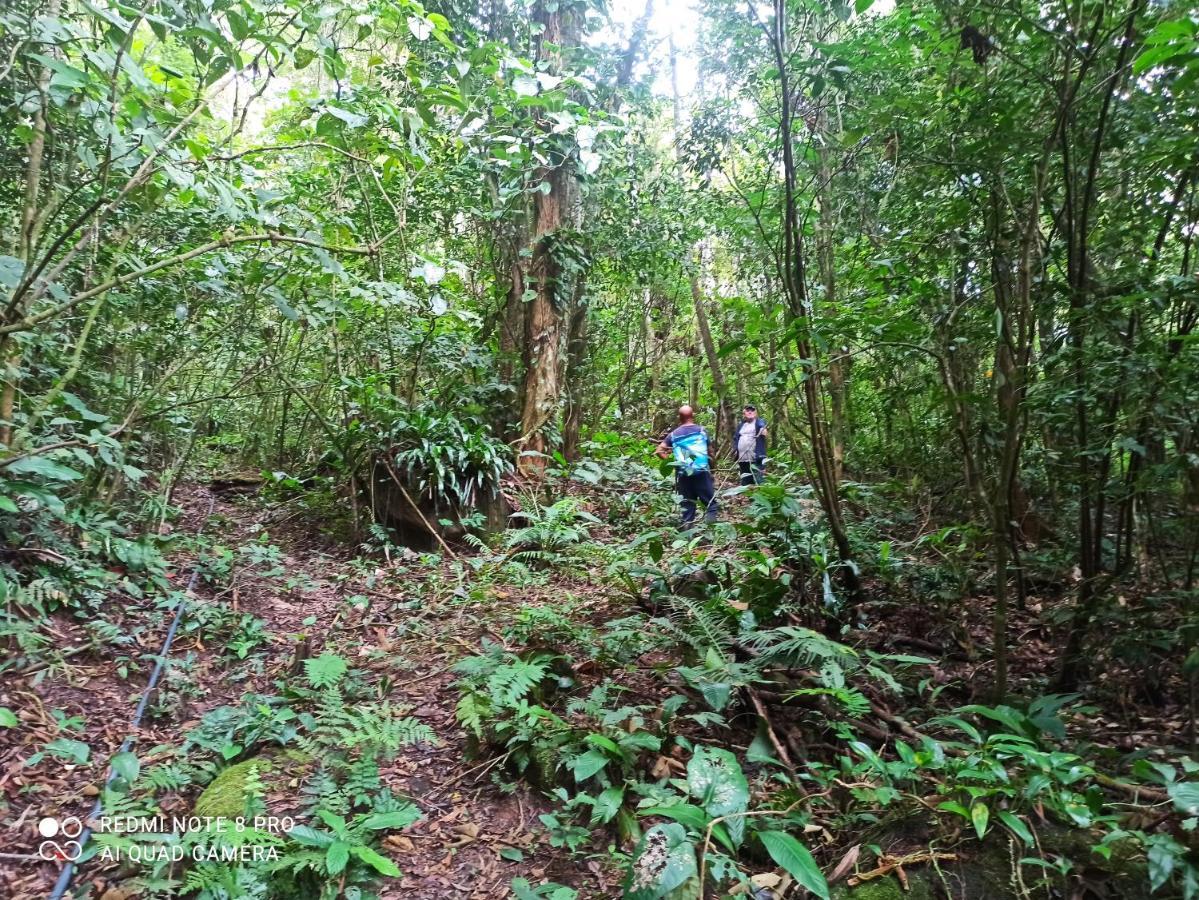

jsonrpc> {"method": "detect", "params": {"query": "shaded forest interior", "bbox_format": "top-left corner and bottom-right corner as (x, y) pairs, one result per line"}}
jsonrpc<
(2, 0), (1199, 898)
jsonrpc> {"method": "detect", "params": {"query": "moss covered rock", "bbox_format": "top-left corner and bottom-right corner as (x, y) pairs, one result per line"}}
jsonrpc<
(831, 873), (934, 900)
(194, 757), (273, 819)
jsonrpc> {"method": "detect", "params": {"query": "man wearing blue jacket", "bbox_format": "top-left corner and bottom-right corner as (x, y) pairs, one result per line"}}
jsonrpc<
(735, 404), (768, 485)
(656, 405), (718, 527)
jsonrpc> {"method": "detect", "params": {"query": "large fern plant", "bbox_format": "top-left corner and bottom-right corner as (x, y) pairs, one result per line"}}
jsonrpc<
(502, 498), (601, 567)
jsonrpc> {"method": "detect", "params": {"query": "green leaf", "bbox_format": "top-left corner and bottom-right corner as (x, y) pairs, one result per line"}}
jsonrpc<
(273, 295), (300, 321)
(324, 105), (368, 128)
(110, 751), (140, 783)
(639, 804), (711, 832)
(971, 803), (990, 839)
(316, 809), (349, 836)
(584, 732), (623, 756)
(5, 456), (84, 482)
(288, 825), (335, 848)
(499, 846), (524, 861)
(326, 841), (350, 875)
(0, 708), (18, 727)
(351, 844), (400, 877)
(0, 256), (23, 289)
(1169, 782), (1199, 817)
(623, 823), (697, 900)
(758, 831), (829, 900)
(686, 746), (749, 819)
(361, 806), (422, 830)
(407, 15), (433, 40)
(1148, 838), (1177, 892)
(29, 53), (91, 89)
(590, 785), (625, 826)
(44, 738), (90, 764)
(569, 749), (609, 782)
(997, 811), (1033, 846)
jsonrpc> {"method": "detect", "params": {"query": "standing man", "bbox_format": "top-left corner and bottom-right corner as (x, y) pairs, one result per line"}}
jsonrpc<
(656, 405), (719, 527)
(735, 404), (768, 486)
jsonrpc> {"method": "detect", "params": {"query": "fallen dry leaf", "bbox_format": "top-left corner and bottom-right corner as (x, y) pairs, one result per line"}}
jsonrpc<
(828, 844), (860, 884)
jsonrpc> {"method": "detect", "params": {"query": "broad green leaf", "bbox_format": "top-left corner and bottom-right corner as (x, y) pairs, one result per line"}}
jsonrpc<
(638, 804), (710, 832)
(44, 738), (90, 764)
(569, 749), (608, 781)
(591, 785), (624, 825)
(29, 53), (91, 89)
(623, 823), (697, 900)
(6, 456), (84, 482)
(361, 806), (422, 830)
(1169, 782), (1199, 816)
(686, 746), (748, 818)
(758, 831), (829, 900)
(0, 256), (23, 289)
(351, 844), (400, 876)
(407, 16), (433, 40)
(326, 840), (350, 875)
(997, 811), (1033, 846)
(288, 825), (334, 848)
(970, 803), (989, 839)
(110, 751), (139, 783)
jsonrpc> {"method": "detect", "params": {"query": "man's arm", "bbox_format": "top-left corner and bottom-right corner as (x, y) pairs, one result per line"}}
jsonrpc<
(655, 439), (671, 459)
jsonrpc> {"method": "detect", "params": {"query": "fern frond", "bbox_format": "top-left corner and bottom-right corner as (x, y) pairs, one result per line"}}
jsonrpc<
(304, 652), (349, 688)
(455, 693), (488, 740)
(665, 594), (735, 653)
(786, 686), (872, 718)
(491, 658), (550, 706)
(746, 626), (859, 670)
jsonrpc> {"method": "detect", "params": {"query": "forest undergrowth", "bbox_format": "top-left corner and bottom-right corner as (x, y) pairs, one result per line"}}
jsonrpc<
(3, 449), (1198, 900)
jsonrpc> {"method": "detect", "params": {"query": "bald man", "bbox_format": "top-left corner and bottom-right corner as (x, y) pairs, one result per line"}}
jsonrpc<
(656, 405), (718, 527)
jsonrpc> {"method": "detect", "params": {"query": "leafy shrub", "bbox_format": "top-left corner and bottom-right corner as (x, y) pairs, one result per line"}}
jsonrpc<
(345, 394), (510, 510)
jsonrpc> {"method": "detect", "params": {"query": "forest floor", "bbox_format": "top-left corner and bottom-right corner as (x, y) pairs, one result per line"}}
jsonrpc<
(1, 477), (1189, 899)
(2, 482), (624, 898)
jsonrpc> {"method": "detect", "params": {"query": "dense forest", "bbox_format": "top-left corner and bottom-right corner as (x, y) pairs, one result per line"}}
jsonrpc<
(2, 0), (1198, 897)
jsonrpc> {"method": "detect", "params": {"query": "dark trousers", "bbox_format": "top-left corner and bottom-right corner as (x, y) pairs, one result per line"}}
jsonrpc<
(677, 470), (718, 525)
(738, 460), (764, 486)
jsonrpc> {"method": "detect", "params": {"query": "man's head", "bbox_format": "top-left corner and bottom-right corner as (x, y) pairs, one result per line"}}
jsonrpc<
(678, 404), (695, 423)
(743, 404), (757, 421)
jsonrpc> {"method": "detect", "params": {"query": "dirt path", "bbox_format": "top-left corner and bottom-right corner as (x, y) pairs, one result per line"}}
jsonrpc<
(1, 484), (614, 899)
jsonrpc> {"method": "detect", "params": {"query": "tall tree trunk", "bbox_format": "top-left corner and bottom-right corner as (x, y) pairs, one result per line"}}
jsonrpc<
(517, 0), (579, 477)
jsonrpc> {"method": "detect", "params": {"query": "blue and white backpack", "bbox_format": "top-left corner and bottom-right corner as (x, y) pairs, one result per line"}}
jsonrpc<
(671, 428), (710, 476)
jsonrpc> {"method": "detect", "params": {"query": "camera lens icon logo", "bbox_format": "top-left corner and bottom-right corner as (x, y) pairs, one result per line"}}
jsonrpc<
(37, 817), (84, 861)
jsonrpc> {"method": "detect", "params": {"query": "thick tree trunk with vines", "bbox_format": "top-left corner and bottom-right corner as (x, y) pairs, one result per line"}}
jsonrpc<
(517, 0), (579, 477)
